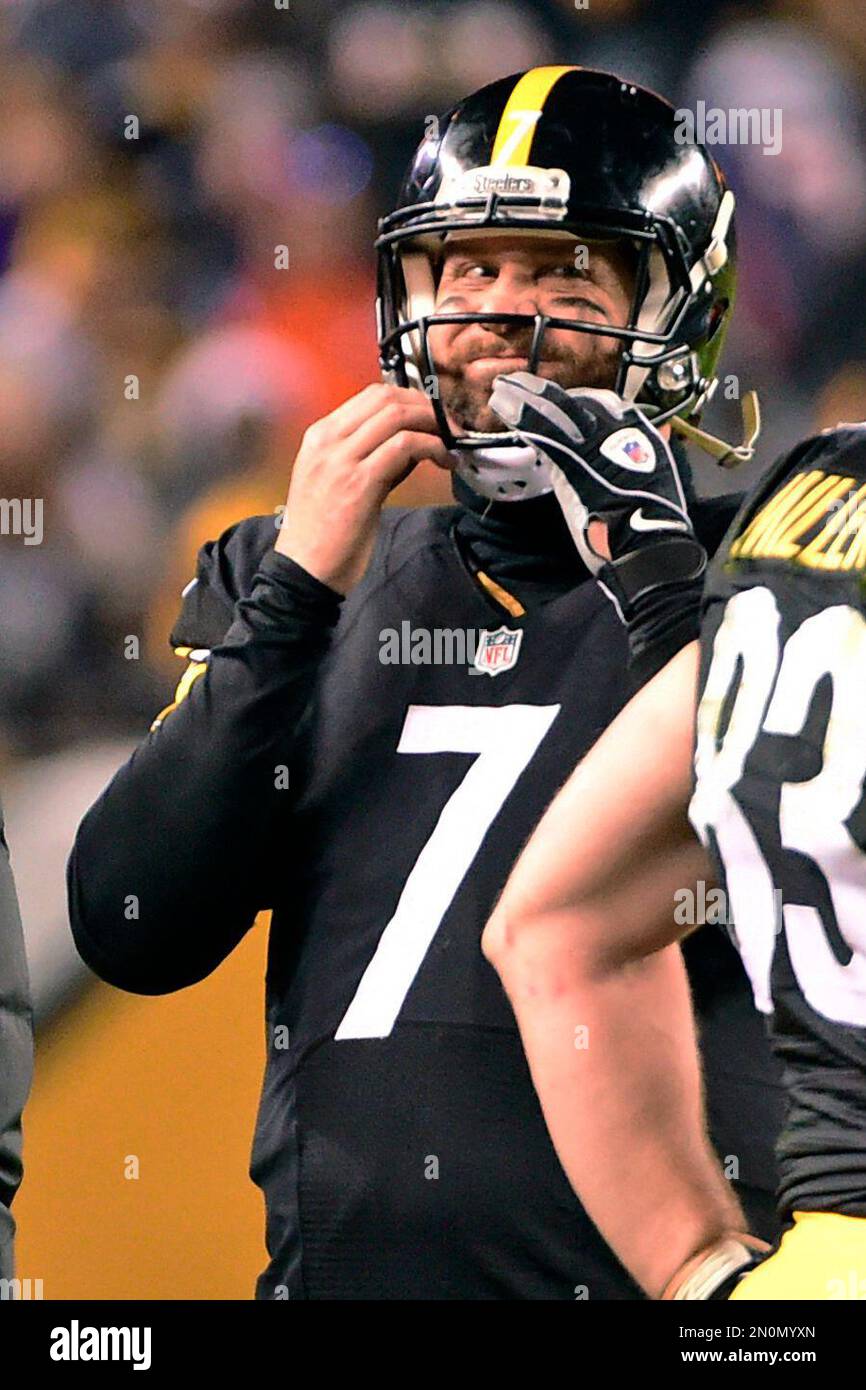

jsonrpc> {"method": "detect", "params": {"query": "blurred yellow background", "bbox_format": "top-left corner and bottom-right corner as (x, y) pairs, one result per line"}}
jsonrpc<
(16, 919), (269, 1299)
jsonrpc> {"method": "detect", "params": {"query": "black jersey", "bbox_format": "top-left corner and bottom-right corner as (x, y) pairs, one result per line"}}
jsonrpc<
(695, 425), (866, 1221)
(70, 489), (783, 1299)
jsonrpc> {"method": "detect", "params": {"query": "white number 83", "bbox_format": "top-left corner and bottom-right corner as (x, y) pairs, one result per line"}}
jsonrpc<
(691, 585), (866, 1027)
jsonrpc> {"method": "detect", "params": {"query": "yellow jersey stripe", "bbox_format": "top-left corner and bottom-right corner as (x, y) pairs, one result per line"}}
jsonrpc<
(475, 570), (526, 618)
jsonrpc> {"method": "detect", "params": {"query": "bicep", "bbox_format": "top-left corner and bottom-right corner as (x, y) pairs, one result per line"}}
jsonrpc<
(499, 641), (709, 963)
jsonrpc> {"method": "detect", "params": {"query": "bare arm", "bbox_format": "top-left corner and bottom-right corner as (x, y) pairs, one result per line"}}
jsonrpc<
(482, 642), (754, 1297)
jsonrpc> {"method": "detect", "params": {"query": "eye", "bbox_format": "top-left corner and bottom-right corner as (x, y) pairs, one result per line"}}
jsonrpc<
(461, 262), (496, 280)
(546, 264), (583, 279)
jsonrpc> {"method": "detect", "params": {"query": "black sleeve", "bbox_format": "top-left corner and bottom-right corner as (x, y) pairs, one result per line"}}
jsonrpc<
(626, 578), (706, 687)
(67, 525), (344, 996)
(0, 808), (33, 1279)
(615, 490), (745, 690)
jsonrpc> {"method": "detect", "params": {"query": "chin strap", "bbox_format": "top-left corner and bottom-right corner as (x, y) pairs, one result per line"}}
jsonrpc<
(670, 390), (762, 469)
(661, 1234), (770, 1301)
(450, 439), (554, 503)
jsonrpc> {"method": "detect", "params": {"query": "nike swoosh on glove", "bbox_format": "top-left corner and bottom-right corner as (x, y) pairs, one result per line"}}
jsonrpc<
(488, 372), (694, 573)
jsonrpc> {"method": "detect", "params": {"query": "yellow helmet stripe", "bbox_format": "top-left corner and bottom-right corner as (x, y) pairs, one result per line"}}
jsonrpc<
(490, 65), (578, 166)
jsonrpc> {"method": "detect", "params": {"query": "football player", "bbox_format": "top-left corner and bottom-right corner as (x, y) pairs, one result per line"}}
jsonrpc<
(68, 67), (783, 1298)
(482, 374), (866, 1299)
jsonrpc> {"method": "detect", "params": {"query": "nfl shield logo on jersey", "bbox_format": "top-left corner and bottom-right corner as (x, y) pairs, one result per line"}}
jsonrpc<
(473, 626), (523, 676)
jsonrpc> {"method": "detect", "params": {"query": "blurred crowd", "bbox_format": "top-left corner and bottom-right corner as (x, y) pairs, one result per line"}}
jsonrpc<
(1, 0), (865, 756)
(0, 0), (865, 1003)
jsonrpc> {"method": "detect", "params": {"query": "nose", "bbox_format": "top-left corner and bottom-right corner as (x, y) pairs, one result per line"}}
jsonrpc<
(477, 268), (539, 320)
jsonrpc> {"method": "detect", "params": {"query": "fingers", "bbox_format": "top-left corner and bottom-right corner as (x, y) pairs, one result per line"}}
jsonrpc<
(321, 382), (448, 490)
(488, 375), (536, 428)
(495, 371), (549, 398)
(490, 374), (594, 446)
(318, 382), (436, 443)
(548, 463), (603, 575)
(350, 394), (442, 461)
(365, 430), (454, 488)
(565, 386), (628, 417)
(493, 375), (685, 518)
(491, 372), (630, 438)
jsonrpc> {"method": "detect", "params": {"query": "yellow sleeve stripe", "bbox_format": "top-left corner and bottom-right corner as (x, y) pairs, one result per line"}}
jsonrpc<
(149, 651), (209, 732)
(491, 66), (578, 166)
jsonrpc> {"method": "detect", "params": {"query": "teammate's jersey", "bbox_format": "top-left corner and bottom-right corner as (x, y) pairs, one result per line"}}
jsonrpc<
(695, 425), (866, 1221)
(71, 493), (783, 1298)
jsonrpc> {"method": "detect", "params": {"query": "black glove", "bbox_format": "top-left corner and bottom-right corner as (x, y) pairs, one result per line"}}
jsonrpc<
(489, 373), (707, 684)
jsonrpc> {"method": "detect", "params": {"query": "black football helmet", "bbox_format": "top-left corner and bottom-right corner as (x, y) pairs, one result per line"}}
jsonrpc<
(376, 66), (757, 497)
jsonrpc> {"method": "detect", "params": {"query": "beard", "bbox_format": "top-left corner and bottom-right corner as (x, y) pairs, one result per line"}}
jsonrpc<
(434, 331), (624, 435)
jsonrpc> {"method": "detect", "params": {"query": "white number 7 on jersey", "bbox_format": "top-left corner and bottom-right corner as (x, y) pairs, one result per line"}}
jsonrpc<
(335, 703), (560, 1040)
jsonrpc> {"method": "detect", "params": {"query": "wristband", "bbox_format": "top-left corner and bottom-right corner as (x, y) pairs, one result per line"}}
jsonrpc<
(597, 536), (707, 619)
(661, 1234), (769, 1301)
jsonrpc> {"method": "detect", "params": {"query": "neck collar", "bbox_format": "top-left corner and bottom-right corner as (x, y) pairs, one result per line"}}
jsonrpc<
(452, 473), (590, 585)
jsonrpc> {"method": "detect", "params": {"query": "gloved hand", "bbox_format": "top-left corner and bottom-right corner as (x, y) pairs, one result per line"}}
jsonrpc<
(489, 372), (696, 565)
(490, 372), (708, 684)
